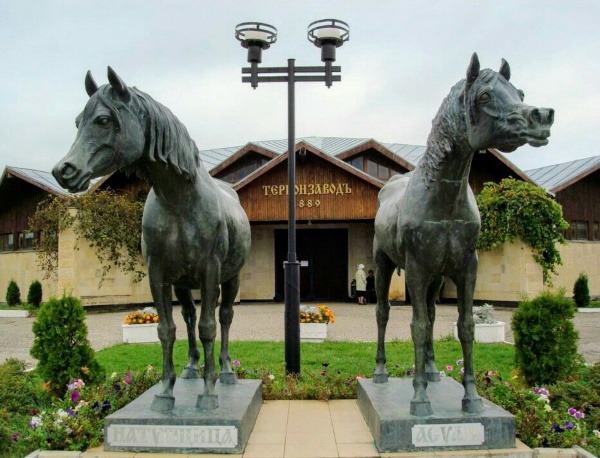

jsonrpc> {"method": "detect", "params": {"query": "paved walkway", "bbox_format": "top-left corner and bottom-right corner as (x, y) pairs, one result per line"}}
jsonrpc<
(2, 303), (599, 367)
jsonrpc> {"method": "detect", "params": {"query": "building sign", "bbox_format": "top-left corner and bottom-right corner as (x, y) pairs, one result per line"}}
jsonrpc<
(262, 182), (352, 196)
(106, 424), (238, 449)
(411, 423), (485, 447)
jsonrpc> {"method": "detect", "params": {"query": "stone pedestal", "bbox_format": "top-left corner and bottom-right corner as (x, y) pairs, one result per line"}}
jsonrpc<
(300, 323), (327, 342)
(104, 378), (262, 454)
(357, 377), (515, 453)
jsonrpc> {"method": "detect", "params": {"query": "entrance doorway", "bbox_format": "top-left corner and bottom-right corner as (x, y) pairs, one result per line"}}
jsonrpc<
(274, 229), (348, 301)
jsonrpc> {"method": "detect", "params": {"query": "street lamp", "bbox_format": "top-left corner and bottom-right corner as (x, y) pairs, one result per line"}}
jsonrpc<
(236, 19), (349, 375)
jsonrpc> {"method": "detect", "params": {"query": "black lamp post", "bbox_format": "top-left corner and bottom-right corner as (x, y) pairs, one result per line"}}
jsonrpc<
(236, 19), (349, 375)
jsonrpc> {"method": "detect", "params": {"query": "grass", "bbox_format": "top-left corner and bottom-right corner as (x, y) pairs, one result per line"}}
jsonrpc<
(96, 338), (516, 383)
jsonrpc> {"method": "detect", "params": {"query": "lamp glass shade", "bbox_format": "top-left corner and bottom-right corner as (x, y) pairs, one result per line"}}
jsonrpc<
(244, 30), (271, 42)
(316, 27), (342, 39)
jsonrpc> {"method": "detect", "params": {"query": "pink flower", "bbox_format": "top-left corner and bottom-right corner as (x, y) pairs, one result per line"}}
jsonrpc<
(124, 377), (133, 384)
(232, 360), (241, 367)
(71, 390), (80, 403)
(446, 365), (453, 371)
(593, 430), (600, 438)
(356, 375), (364, 379)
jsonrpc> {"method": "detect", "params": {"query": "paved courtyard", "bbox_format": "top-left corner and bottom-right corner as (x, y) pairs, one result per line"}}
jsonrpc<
(1, 303), (599, 368)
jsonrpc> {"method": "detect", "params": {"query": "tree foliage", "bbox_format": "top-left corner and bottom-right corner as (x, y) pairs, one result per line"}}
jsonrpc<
(27, 280), (43, 307)
(476, 178), (569, 283)
(573, 272), (591, 308)
(5, 280), (21, 306)
(512, 290), (579, 386)
(28, 189), (145, 284)
(30, 295), (104, 397)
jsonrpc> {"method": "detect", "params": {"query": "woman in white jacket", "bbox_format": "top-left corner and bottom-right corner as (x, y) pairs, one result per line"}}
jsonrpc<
(355, 264), (367, 304)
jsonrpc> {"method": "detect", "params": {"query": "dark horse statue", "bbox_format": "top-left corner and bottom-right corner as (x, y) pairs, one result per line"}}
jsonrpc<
(373, 53), (553, 416)
(53, 67), (251, 413)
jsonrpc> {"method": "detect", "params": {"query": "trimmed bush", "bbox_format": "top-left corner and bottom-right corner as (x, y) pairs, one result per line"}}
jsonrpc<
(573, 272), (590, 308)
(30, 295), (103, 397)
(5, 280), (21, 306)
(27, 280), (43, 308)
(512, 290), (579, 386)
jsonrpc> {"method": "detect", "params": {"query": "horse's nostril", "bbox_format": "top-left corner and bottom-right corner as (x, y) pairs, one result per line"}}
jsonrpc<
(60, 162), (77, 179)
(547, 108), (555, 125)
(529, 108), (542, 125)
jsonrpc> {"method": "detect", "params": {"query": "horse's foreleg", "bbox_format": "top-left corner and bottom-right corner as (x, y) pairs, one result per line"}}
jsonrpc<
(196, 280), (220, 411)
(455, 255), (484, 414)
(148, 260), (176, 413)
(175, 286), (200, 379)
(425, 276), (444, 382)
(406, 261), (433, 416)
(374, 248), (395, 383)
(219, 275), (239, 385)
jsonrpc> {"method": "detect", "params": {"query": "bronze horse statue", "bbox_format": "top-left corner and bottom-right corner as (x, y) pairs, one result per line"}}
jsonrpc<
(53, 67), (251, 413)
(373, 53), (553, 416)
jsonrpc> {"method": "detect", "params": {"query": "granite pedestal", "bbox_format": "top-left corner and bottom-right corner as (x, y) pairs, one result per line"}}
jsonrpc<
(104, 378), (262, 454)
(357, 377), (515, 453)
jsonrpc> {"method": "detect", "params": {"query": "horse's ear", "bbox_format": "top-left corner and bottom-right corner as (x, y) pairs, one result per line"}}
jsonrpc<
(85, 71), (98, 97)
(466, 52), (480, 87)
(499, 58), (511, 81)
(107, 66), (131, 102)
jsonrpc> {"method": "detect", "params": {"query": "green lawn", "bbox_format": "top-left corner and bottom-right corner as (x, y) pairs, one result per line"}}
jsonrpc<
(96, 339), (515, 381)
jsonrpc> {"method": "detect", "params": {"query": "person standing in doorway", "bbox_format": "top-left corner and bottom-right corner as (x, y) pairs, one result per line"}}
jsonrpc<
(355, 264), (367, 304)
(366, 269), (376, 304)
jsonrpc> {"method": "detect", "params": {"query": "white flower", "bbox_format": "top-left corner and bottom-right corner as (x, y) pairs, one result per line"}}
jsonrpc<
(111, 372), (118, 379)
(544, 404), (552, 412)
(268, 374), (275, 380)
(439, 371), (447, 378)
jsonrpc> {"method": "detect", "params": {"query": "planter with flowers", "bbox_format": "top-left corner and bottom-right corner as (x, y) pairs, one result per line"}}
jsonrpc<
(299, 304), (335, 343)
(122, 307), (160, 343)
(453, 303), (505, 343)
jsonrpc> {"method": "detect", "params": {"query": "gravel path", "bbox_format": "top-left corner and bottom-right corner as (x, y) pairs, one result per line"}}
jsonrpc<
(2, 303), (598, 369)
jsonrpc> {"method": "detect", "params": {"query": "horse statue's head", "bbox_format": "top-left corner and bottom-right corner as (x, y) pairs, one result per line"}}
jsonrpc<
(52, 67), (147, 192)
(463, 52), (554, 153)
(53, 67), (198, 192)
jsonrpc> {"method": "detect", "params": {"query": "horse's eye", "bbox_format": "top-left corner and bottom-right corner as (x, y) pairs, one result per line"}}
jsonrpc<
(96, 116), (110, 126)
(478, 92), (491, 103)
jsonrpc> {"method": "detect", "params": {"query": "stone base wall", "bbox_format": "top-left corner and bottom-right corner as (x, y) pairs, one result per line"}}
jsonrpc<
(0, 251), (56, 303)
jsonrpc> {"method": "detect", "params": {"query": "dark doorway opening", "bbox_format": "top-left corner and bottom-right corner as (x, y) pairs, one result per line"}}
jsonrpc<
(274, 229), (348, 301)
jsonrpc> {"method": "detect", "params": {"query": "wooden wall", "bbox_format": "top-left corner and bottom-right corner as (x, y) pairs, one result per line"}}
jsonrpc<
(238, 153), (381, 222)
(0, 178), (49, 234)
(557, 170), (600, 240)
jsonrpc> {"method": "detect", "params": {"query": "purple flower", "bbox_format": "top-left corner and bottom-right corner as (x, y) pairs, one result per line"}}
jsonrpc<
(574, 411), (585, 419)
(66, 408), (77, 417)
(232, 360), (241, 367)
(11, 433), (20, 442)
(124, 377), (133, 384)
(102, 400), (111, 412)
(568, 407), (577, 415)
(322, 362), (329, 367)
(460, 367), (465, 373)
(406, 370), (415, 376)
(564, 421), (574, 430)
(534, 388), (549, 396)
(456, 359), (463, 365)
(551, 424), (565, 433)
(71, 390), (80, 403)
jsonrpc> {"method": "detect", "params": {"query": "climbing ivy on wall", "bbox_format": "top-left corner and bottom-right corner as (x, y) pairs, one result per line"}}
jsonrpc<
(28, 189), (145, 284)
(476, 178), (569, 284)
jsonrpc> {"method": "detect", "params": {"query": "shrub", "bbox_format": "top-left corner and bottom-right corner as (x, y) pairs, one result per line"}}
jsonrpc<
(30, 295), (104, 397)
(512, 290), (579, 386)
(573, 273), (590, 308)
(27, 280), (43, 308)
(6, 280), (21, 306)
(0, 359), (45, 416)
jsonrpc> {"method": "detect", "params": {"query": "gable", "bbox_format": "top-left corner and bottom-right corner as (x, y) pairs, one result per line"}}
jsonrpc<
(237, 149), (382, 222)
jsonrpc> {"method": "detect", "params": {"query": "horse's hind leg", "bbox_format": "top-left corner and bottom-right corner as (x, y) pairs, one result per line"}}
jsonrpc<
(196, 277), (221, 411)
(175, 287), (200, 379)
(374, 247), (395, 383)
(455, 255), (484, 414)
(218, 275), (239, 385)
(425, 276), (444, 382)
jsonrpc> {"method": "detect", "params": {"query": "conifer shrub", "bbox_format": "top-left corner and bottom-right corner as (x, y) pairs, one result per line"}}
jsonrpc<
(573, 272), (590, 308)
(512, 290), (579, 386)
(27, 280), (43, 308)
(30, 295), (103, 397)
(6, 280), (21, 306)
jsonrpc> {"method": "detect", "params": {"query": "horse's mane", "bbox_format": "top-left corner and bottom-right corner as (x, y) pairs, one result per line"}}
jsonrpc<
(94, 85), (200, 182)
(419, 69), (496, 186)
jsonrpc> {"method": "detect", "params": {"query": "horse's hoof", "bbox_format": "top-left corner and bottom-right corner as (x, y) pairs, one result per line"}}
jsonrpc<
(220, 371), (237, 385)
(151, 394), (175, 413)
(410, 400), (433, 416)
(180, 366), (200, 379)
(372, 372), (389, 383)
(197, 394), (219, 411)
(427, 371), (441, 382)
(462, 397), (484, 414)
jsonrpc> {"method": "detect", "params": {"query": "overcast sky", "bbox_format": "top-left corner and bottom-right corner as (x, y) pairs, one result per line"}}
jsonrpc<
(1, 1), (599, 176)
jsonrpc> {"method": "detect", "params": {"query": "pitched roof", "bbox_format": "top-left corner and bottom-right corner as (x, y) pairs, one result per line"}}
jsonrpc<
(1, 166), (70, 196)
(526, 156), (600, 193)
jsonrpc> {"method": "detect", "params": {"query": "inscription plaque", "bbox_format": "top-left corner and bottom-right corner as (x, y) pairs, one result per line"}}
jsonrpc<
(412, 423), (484, 447)
(106, 424), (238, 449)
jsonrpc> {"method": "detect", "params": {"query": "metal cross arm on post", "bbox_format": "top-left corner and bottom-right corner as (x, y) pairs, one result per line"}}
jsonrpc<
(241, 66), (342, 86)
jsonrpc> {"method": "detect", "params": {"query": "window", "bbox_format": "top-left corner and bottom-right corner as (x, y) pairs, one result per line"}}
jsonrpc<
(1, 233), (15, 252)
(569, 221), (589, 240)
(594, 221), (600, 241)
(219, 156), (269, 183)
(19, 232), (35, 250)
(349, 156), (362, 169)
